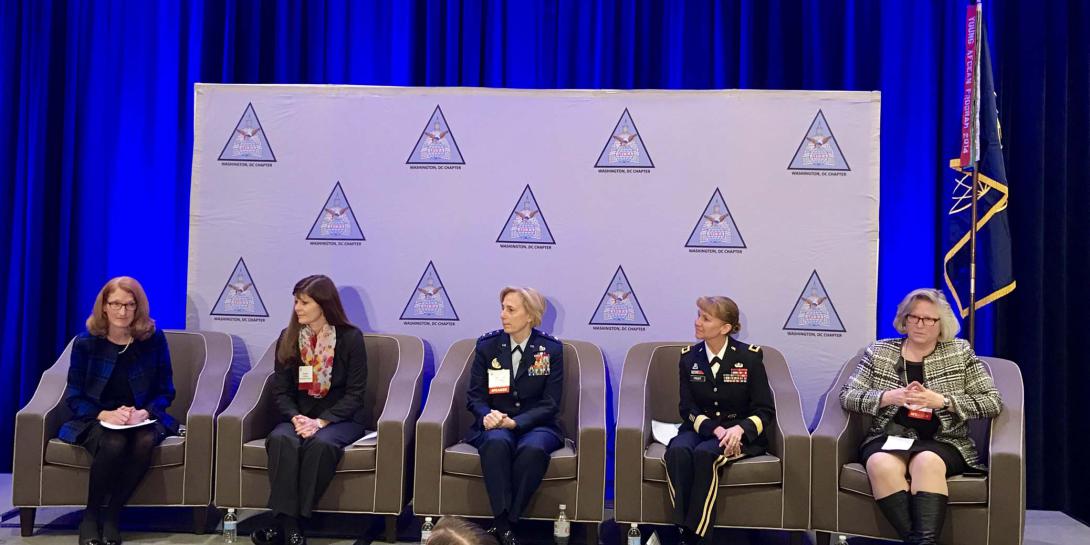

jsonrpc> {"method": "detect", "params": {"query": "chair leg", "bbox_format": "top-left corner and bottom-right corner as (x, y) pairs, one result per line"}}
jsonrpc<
(584, 521), (599, 545)
(385, 514), (398, 542)
(192, 506), (210, 534)
(20, 508), (35, 537)
(814, 531), (832, 545)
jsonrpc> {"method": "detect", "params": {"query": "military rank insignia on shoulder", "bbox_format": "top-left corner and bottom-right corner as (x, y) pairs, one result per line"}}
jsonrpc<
(478, 329), (503, 341)
(748, 344), (762, 353)
(680, 345), (691, 354)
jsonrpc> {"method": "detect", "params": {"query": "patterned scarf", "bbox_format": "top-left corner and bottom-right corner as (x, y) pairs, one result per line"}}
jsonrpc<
(298, 324), (336, 398)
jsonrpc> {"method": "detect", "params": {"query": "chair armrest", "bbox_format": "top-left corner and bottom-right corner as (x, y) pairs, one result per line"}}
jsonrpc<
(373, 334), (425, 514)
(982, 357), (1025, 545)
(414, 339), (476, 515)
(810, 355), (863, 532)
(567, 340), (607, 523)
(175, 330), (235, 506)
(215, 342), (278, 508)
(13, 340), (75, 507)
(614, 342), (665, 524)
(761, 346), (811, 530)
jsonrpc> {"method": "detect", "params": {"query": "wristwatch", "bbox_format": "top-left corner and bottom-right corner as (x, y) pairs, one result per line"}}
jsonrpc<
(942, 395), (951, 409)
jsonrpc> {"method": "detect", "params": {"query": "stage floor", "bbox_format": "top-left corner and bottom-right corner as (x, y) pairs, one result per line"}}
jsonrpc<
(1, 475), (1086, 545)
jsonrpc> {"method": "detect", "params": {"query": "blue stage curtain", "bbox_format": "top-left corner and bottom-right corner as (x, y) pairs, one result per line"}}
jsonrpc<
(2, 0), (1086, 520)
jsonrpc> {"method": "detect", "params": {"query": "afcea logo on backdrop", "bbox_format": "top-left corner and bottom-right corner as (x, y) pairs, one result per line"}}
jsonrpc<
(783, 270), (845, 337)
(400, 261), (460, 326)
(218, 103), (277, 167)
(210, 257), (269, 322)
(596, 108), (654, 175)
(496, 185), (555, 250)
(406, 105), (465, 170)
(589, 266), (649, 331)
(307, 181), (365, 247)
(685, 188), (747, 254)
(787, 110), (850, 177)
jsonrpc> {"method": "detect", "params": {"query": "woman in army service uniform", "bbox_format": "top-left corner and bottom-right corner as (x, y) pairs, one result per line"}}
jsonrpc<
(663, 296), (775, 545)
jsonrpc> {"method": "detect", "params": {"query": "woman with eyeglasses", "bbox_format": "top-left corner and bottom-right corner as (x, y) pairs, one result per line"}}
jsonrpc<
(840, 288), (1003, 545)
(59, 277), (179, 545)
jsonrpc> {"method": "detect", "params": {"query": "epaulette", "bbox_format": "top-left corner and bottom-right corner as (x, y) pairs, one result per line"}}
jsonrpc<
(537, 330), (559, 342)
(680, 345), (691, 354)
(748, 344), (762, 353)
(478, 329), (504, 341)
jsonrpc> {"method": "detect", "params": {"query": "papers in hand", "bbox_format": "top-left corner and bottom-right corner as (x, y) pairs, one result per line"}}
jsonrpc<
(651, 420), (681, 446)
(100, 419), (157, 430)
(882, 435), (915, 451)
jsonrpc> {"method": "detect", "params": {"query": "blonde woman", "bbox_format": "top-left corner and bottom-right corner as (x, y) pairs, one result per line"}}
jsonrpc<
(840, 289), (1002, 545)
(465, 287), (563, 545)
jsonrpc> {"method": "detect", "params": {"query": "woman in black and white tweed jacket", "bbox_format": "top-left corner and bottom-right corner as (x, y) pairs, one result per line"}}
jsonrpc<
(840, 288), (1002, 545)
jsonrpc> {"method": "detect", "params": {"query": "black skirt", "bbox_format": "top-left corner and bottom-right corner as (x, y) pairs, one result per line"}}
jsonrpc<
(79, 421), (170, 455)
(860, 435), (970, 477)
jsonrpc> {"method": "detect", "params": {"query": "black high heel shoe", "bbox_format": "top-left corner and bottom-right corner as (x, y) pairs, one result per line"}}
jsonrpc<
(78, 517), (104, 545)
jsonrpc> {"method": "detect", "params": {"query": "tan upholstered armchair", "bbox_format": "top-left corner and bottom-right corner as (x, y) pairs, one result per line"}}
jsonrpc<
(810, 351), (1025, 544)
(214, 333), (424, 541)
(12, 330), (236, 536)
(414, 338), (607, 544)
(614, 342), (811, 543)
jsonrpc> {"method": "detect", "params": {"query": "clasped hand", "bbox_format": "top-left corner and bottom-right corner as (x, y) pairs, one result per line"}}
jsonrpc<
(714, 425), (744, 457)
(97, 406), (149, 426)
(483, 409), (516, 430)
(292, 415), (326, 438)
(882, 381), (944, 410)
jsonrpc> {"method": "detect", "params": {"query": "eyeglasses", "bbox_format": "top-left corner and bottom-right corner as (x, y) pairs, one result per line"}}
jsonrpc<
(107, 301), (137, 311)
(905, 314), (939, 327)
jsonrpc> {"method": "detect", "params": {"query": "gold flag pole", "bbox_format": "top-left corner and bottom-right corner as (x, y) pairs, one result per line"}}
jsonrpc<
(967, 2), (983, 348)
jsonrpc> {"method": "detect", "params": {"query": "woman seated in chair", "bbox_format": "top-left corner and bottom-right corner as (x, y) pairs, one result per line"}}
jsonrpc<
(251, 275), (368, 545)
(60, 276), (179, 545)
(840, 288), (1003, 545)
(664, 296), (775, 545)
(466, 287), (564, 545)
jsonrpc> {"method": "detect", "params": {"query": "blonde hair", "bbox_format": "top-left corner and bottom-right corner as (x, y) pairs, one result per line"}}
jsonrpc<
(86, 276), (156, 340)
(892, 288), (960, 341)
(696, 296), (741, 334)
(499, 286), (546, 328)
(427, 516), (498, 545)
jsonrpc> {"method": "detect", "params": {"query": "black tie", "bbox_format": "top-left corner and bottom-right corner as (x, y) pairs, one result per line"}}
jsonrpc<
(512, 346), (523, 355)
(711, 357), (722, 375)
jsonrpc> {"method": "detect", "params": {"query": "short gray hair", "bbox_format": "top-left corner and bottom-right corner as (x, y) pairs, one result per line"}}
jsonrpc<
(892, 288), (960, 341)
(499, 286), (546, 328)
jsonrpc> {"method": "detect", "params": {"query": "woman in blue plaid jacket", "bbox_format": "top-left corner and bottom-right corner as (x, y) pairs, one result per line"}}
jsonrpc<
(59, 277), (178, 545)
(840, 288), (1002, 545)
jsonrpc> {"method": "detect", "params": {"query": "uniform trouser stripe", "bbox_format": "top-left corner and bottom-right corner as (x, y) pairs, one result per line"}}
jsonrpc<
(695, 455), (729, 536)
(661, 457), (676, 506)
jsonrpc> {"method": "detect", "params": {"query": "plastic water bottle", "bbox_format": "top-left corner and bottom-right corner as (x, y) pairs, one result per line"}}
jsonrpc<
(222, 508), (237, 543)
(837, 535), (848, 544)
(421, 516), (434, 544)
(554, 504), (570, 545)
(627, 523), (641, 545)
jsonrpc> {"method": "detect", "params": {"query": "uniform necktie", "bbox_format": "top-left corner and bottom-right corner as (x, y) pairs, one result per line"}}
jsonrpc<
(512, 345), (523, 376)
(710, 356), (722, 376)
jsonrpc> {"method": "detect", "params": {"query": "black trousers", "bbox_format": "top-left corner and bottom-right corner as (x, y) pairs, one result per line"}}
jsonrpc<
(663, 431), (735, 538)
(471, 427), (563, 523)
(265, 420), (366, 518)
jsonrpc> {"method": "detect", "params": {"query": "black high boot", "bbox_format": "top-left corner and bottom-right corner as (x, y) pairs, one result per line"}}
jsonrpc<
(875, 490), (912, 541)
(909, 492), (948, 545)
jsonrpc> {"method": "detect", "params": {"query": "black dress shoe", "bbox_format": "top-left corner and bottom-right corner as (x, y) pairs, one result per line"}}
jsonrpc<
(104, 539), (122, 545)
(500, 529), (520, 545)
(251, 526), (283, 545)
(485, 527), (499, 537)
(79, 539), (104, 545)
(285, 528), (306, 545)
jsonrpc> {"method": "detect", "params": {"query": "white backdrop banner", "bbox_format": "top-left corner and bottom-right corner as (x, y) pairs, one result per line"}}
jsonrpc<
(187, 84), (880, 421)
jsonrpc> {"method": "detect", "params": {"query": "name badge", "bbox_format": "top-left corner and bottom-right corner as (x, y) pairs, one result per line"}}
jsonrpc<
(298, 366), (314, 390)
(488, 369), (511, 394)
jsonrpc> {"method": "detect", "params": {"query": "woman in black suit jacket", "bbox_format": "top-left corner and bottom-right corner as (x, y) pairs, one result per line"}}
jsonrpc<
(251, 275), (368, 545)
